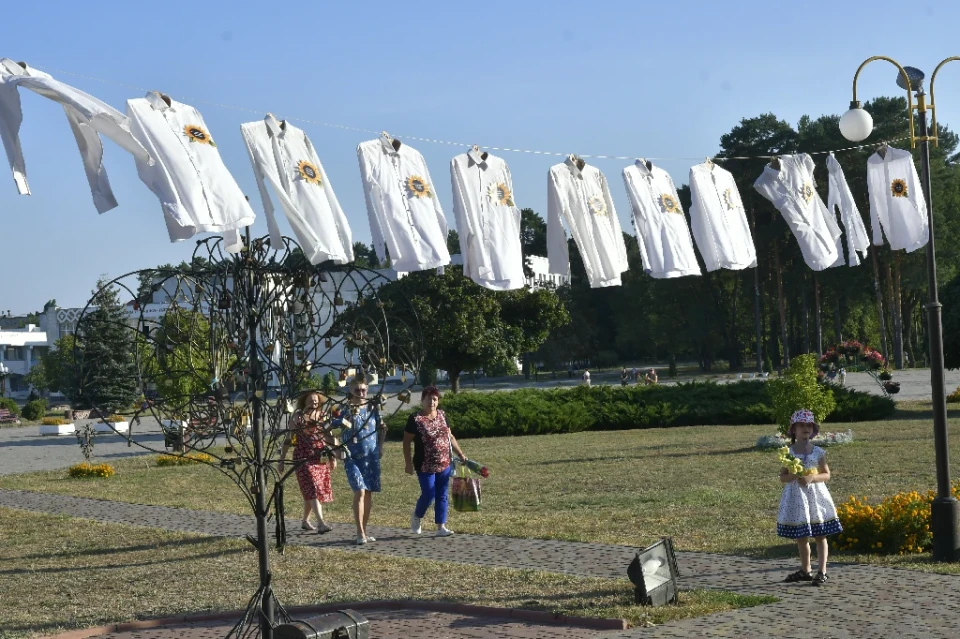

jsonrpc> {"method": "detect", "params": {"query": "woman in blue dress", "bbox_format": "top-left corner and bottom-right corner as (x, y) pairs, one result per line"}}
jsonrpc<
(336, 374), (385, 545)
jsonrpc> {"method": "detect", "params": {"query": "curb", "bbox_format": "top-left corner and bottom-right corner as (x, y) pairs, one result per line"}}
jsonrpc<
(35, 599), (627, 638)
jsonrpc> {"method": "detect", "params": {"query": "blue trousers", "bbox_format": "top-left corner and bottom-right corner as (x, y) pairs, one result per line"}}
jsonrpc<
(415, 465), (453, 524)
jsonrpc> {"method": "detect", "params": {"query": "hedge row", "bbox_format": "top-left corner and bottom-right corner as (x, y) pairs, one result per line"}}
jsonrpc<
(384, 381), (894, 439)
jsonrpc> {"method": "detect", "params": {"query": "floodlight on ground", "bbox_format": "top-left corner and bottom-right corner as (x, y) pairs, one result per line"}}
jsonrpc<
(626, 537), (680, 606)
(274, 609), (370, 639)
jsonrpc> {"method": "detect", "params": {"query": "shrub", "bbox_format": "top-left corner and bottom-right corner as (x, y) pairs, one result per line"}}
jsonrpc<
(767, 354), (837, 435)
(947, 386), (960, 403)
(21, 399), (48, 421)
(41, 417), (68, 426)
(156, 452), (215, 466)
(68, 462), (115, 478)
(321, 372), (338, 395)
(384, 381), (893, 439)
(764, 355), (775, 375)
(0, 397), (19, 417)
(835, 482), (960, 555)
(106, 414), (126, 423)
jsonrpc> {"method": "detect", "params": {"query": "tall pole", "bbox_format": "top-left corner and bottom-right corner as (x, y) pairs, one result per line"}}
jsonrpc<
(244, 231), (274, 638)
(871, 247), (889, 362)
(916, 90), (960, 561)
(751, 210), (763, 375)
(813, 275), (823, 355)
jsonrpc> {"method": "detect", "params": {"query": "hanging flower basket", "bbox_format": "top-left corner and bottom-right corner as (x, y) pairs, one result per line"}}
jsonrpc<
(879, 370), (893, 381)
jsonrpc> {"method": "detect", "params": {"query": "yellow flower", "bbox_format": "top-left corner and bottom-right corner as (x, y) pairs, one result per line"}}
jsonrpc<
(488, 182), (514, 206)
(297, 160), (323, 186)
(800, 182), (814, 202)
(588, 195), (608, 217)
(406, 175), (432, 198)
(660, 193), (681, 214)
(183, 124), (216, 147)
(890, 178), (908, 198)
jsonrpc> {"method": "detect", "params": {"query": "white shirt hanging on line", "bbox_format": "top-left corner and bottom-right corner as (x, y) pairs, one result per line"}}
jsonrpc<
(241, 115), (353, 264)
(826, 153), (870, 266)
(623, 159), (701, 279)
(357, 137), (450, 273)
(866, 146), (928, 253)
(687, 161), (757, 272)
(126, 92), (255, 252)
(0, 59), (151, 213)
(753, 154), (842, 271)
(546, 156), (628, 288)
(450, 149), (525, 290)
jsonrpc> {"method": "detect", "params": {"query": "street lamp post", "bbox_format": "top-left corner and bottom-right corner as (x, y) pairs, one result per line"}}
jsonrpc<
(0, 362), (8, 398)
(840, 56), (960, 562)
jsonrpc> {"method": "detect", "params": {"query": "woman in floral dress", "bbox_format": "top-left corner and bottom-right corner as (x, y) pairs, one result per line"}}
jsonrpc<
(403, 386), (467, 537)
(279, 391), (335, 533)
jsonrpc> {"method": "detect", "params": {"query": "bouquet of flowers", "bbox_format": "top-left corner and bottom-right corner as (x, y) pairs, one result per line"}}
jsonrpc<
(451, 458), (490, 512)
(777, 446), (817, 476)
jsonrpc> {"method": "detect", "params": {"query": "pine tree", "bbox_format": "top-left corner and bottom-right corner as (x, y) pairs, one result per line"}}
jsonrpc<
(73, 279), (139, 413)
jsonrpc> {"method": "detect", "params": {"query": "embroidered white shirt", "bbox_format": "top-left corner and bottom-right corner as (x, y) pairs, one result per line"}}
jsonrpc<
(357, 137), (450, 272)
(241, 115), (353, 264)
(753, 154), (842, 271)
(450, 150), (524, 290)
(687, 162), (757, 272)
(866, 147), (928, 253)
(546, 157), (628, 288)
(0, 59), (151, 213)
(127, 92), (255, 251)
(623, 159), (701, 279)
(826, 153), (870, 266)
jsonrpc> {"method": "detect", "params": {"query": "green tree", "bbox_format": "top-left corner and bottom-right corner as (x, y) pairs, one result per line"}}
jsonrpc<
(72, 280), (140, 413)
(767, 354), (837, 435)
(520, 208), (547, 277)
(446, 229), (461, 256)
(23, 359), (49, 394)
(352, 242), (380, 268)
(147, 308), (214, 415)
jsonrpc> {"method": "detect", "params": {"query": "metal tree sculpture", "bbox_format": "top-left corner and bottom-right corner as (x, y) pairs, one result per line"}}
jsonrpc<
(72, 233), (423, 639)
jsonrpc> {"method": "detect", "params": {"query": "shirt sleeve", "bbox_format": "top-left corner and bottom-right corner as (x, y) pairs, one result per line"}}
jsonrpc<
(600, 172), (629, 272)
(0, 79), (29, 194)
(357, 143), (392, 265)
(240, 123), (285, 248)
(546, 168), (571, 276)
(405, 413), (418, 434)
(449, 157), (477, 276)
(866, 159), (887, 246)
(308, 136), (354, 263)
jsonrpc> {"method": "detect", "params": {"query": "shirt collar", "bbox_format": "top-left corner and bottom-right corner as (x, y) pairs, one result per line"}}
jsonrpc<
(265, 114), (287, 139)
(467, 147), (488, 168)
(565, 155), (584, 178)
(380, 135), (401, 156)
(635, 158), (655, 178)
(145, 91), (175, 112)
(0, 58), (27, 76)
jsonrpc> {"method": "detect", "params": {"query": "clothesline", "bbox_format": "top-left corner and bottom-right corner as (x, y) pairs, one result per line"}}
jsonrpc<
(35, 63), (908, 163)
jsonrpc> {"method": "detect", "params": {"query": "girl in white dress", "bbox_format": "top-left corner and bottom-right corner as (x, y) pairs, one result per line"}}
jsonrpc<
(777, 409), (842, 586)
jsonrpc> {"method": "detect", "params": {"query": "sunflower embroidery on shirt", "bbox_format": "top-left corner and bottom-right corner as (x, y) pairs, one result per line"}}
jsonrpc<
(183, 124), (216, 147)
(890, 178), (908, 198)
(800, 182), (814, 203)
(406, 175), (433, 198)
(660, 193), (681, 214)
(587, 195), (608, 217)
(297, 160), (323, 186)
(488, 182), (514, 206)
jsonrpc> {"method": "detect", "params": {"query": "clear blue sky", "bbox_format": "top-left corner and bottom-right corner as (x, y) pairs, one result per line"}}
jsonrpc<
(4, 0), (960, 313)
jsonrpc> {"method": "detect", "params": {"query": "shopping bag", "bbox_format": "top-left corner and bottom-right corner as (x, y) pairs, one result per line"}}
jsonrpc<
(451, 464), (482, 512)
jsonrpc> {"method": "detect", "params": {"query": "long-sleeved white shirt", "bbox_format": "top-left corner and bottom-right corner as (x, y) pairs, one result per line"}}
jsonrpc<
(547, 156), (628, 287)
(127, 92), (255, 251)
(866, 146), (928, 253)
(826, 153), (869, 266)
(754, 154), (841, 271)
(357, 137), (450, 272)
(241, 115), (353, 264)
(623, 159), (701, 279)
(449, 149), (525, 290)
(687, 161), (757, 272)
(0, 59), (151, 213)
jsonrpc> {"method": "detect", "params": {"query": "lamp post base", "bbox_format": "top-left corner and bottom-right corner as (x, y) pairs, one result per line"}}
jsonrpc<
(931, 497), (960, 562)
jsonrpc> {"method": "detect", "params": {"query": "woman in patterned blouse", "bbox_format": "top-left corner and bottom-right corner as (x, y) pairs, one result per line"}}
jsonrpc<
(403, 385), (467, 537)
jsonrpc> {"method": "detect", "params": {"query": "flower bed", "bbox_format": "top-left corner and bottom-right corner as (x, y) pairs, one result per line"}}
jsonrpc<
(156, 453), (215, 467)
(755, 430), (854, 450)
(68, 462), (115, 478)
(835, 482), (960, 554)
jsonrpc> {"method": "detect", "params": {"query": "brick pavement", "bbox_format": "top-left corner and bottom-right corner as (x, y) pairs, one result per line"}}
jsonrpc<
(3, 489), (960, 638)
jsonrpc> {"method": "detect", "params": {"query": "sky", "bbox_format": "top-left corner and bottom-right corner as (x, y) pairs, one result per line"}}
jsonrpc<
(3, 0), (960, 313)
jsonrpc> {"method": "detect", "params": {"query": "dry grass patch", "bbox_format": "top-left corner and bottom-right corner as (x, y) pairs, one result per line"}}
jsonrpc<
(0, 509), (774, 638)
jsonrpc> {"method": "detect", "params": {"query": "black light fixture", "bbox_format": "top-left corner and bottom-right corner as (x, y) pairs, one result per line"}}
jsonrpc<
(275, 610), (369, 639)
(626, 537), (680, 606)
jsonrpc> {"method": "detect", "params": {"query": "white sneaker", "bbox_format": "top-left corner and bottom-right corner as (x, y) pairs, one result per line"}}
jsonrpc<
(356, 536), (367, 545)
(410, 515), (422, 535)
(365, 535), (376, 542)
(436, 526), (454, 537)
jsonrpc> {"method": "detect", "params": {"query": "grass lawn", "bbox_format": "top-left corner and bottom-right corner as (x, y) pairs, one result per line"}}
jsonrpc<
(0, 509), (775, 638)
(2, 402), (960, 569)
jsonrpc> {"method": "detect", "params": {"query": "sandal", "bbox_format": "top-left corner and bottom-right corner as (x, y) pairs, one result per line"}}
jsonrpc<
(301, 521), (317, 531)
(812, 571), (828, 586)
(784, 569), (813, 583)
(316, 523), (333, 534)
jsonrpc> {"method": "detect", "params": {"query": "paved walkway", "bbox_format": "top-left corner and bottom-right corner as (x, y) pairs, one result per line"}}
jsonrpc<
(2, 489), (959, 638)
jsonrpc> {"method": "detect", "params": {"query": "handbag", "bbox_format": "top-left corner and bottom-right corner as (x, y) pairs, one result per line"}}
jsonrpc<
(451, 463), (482, 512)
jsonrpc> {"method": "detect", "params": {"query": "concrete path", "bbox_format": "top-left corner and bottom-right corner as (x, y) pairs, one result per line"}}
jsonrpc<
(2, 489), (958, 638)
